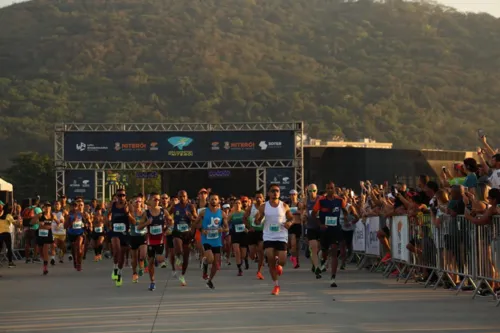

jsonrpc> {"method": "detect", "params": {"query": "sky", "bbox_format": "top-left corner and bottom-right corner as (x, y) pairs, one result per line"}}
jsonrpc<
(0, 0), (498, 17)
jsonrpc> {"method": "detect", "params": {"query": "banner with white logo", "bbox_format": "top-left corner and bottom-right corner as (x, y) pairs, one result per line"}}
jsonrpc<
(65, 170), (95, 200)
(352, 221), (366, 252)
(365, 216), (380, 256)
(391, 215), (410, 263)
(265, 168), (294, 201)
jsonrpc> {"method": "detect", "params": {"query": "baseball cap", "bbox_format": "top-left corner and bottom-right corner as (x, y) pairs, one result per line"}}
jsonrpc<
(222, 204), (230, 209)
(289, 189), (298, 195)
(199, 188), (208, 194)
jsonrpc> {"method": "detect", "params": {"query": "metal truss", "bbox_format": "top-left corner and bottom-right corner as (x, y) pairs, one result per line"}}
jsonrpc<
(256, 168), (266, 194)
(294, 123), (305, 195)
(55, 170), (65, 199)
(95, 171), (105, 202)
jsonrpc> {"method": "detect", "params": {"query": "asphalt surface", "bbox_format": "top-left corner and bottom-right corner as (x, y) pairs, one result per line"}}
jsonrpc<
(0, 256), (498, 333)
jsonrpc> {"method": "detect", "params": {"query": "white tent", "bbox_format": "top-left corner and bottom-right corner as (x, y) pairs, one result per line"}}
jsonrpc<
(0, 178), (13, 192)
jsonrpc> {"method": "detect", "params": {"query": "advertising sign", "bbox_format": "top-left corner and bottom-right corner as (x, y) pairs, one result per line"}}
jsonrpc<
(64, 130), (295, 162)
(391, 215), (410, 263)
(266, 168), (295, 201)
(136, 171), (158, 179)
(208, 170), (231, 179)
(365, 216), (380, 256)
(65, 170), (95, 200)
(353, 220), (366, 253)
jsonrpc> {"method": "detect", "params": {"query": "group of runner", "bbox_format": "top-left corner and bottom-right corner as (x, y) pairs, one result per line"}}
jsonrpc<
(8, 182), (358, 295)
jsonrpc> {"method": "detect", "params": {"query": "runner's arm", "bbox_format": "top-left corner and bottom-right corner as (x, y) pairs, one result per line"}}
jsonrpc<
(243, 207), (251, 228)
(254, 205), (265, 225)
(221, 211), (229, 232)
(193, 210), (204, 229)
(282, 203), (294, 229)
(137, 212), (150, 230)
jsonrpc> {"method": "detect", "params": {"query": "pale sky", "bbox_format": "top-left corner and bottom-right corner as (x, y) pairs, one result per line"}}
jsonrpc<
(0, 0), (498, 17)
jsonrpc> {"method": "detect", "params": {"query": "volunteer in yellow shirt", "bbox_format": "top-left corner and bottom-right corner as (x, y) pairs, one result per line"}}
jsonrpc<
(0, 200), (18, 268)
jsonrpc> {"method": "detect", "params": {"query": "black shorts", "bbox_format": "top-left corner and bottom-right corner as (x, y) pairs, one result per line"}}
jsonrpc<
(203, 244), (221, 254)
(248, 230), (263, 245)
(263, 240), (287, 252)
(130, 235), (147, 250)
(166, 235), (174, 248)
(320, 226), (343, 250)
(36, 230), (53, 247)
(342, 230), (354, 246)
(147, 244), (164, 258)
(68, 233), (85, 243)
(288, 224), (302, 237)
(91, 232), (105, 241)
(306, 228), (321, 241)
(110, 233), (130, 247)
(172, 231), (192, 245)
(230, 231), (248, 247)
(24, 229), (36, 246)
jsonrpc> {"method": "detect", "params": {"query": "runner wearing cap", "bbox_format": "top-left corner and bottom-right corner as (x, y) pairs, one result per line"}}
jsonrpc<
(228, 198), (248, 276)
(32, 202), (54, 275)
(245, 191), (266, 279)
(287, 189), (303, 269)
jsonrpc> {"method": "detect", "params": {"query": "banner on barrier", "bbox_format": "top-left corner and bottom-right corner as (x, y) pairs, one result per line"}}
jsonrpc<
(365, 216), (380, 256)
(353, 221), (366, 252)
(391, 215), (410, 263)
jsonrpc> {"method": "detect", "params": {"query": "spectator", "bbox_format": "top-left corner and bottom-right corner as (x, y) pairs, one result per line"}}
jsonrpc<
(484, 154), (500, 190)
(0, 201), (18, 269)
(463, 158), (479, 190)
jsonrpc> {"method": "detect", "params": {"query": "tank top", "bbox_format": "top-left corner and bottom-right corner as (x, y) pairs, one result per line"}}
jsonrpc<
(52, 211), (66, 235)
(306, 198), (319, 229)
(130, 211), (147, 236)
(146, 209), (165, 245)
(201, 208), (223, 247)
(110, 203), (129, 234)
(248, 204), (264, 231)
(263, 201), (288, 242)
(230, 211), (245, 233)
(173, 204), (191, 233)
(38, 214), (53, 238)
(68, 212), (85, 235)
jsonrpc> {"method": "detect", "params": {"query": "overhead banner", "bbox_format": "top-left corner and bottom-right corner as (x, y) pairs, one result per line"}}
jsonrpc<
(391, 215), (410, 263)
(352, 221), (366, 253)
(266, 168), (295, 201)
(65, 170), (95, 200)
(365, 216), (380, 256)
(64, 131), (295, 162)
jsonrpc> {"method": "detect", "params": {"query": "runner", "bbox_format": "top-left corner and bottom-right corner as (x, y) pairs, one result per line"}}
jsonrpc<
(195, 188), (209, 262)
(228, 198), (247, 276)
(197, 192), (228, 289)
(161, 193), (175, 275)
(138, 192), (171, 291)
(21, 198), (42, 264)
(254, 184), (294, 295)
(51, 201), (67, 264)
(130, 197), (147, 283)
(66, 200), (90, 271)
(33, 202), (54, 275)
(245, 191), (266, 280)
(169, 190), (198, 286)
(221, 203), (232, 266)
(91, 207), (105, 262)
(107, 189), (133, 287)
(313, 182), (346, 288)
(287, 189), (303, 269)
(304, 184), (322, 279)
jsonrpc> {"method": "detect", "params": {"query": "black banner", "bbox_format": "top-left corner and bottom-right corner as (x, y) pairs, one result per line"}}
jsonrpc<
(266, 168), (295, 201)
(65, 170), (95, 200)
(64, 131), (294, 162)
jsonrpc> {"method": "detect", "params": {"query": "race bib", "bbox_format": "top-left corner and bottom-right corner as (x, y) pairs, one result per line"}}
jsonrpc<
(325, 216), (338, 227)
(150, 225), (163, 235)
(177, 223), (189, 232)
(73, 221), (83, 229)
(235, 224), (245, 233)
(113, 223), (126, 233)
(269, 224), (280, 232)
(135, 226), (147, 235)
(94, 227), (103, 233)
(290, 207), (298, 214)
(38, 229), (49, 237)
(207, 229), (218, 239)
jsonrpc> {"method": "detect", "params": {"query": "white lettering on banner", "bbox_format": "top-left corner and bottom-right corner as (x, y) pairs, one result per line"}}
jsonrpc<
(352, 221), (366, 252)
(391, 216), (410, 263)
(365, 216), (380, 256)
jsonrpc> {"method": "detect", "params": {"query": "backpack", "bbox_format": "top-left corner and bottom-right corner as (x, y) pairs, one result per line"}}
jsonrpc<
(21, 206), (36, 227)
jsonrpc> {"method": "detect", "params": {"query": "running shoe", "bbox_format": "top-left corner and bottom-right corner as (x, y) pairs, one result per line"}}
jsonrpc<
(330, 277), (337, 288)
(160, 261), (167, 268)
(203, 273), (209, 280)
(138, 268), (144, 277)
(256, 271), (264, 280)
(25, 258), (30, 264)
(271, 286), (280, 295)
(149, 282), (156, 291)
(276, 265), (283, 276)
(116, 275), (123, 287)
(206, 280), (215, 290)
(290, 256), (297, 267)
(175, 256), (182, 269)
(68, 255), (73, 261)
(179, 275), (187, 286)
(244, 258), (249, 270)
(8, 262), (16, 268)
(94, 256), (99, 262)
(145, 266), (149, 273)
(50, 258), (55, 266)
(340, 263), (346, 270)
(381, 253), (391, 263)
(43, 267), (48, 275)
(112, 269), (118, 280)
(237, 270), (243, 276)
(311, 265), (315, 273)
(132, 273), (139, 283)
(59, 259), (64, 264)
(315, 267), (322, 279)
(33, 258), (41, 263)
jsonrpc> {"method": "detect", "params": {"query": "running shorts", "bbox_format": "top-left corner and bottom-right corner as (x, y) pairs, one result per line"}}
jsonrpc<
(130, 235), (146, 250)
(109, 232), (130, 247)
(172, 230), (192, 245)
(53, 234), (66, 242)
(68, 233), (85, 243)
(147, 244), (164, 258)
(288, 223), (302, 237)
(166, 235), (174, 249)
(306, 228), (321, 241)
(203, 244), (221, 254)
(36, 229), (53, 247)
(320, 226), (343, 250)
(230, 230), (248, 247)
(91, 232), (105, 241)
(263, 240), (287, 252)
(247, 230), (263, 245)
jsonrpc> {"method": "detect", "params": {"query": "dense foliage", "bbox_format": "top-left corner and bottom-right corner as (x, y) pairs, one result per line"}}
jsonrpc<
(1, 0), (500, 170)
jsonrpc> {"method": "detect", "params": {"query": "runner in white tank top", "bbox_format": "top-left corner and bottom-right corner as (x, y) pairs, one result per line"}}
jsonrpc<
(254, 184), (294, 296)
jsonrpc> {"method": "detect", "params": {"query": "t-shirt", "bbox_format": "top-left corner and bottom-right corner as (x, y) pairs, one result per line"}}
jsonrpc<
(463, 173), (478, 188)
(313, 195), (346, 228)
(488, 169), (500, 189)
(0, 213), (15, 234)
(447, 199), (465, 215)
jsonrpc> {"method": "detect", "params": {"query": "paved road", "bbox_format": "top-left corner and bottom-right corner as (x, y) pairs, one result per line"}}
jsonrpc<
(0, 257), (498, 333)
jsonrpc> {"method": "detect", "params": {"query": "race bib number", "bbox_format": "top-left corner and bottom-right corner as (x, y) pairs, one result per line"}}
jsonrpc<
(269, 224), (280, 232)
(150, 225), (163, 235)
(207, 229), (218, 239)
(177, 223), (189, 232)
(325, 216), (338, 227)
(113, 223), (126, 233)
(94, 227), (103, 233)
(290, 207), (298, 214)
(38, 229), (49, 237)
(73, 221), (83, 229)
(235, 224), (245, 233)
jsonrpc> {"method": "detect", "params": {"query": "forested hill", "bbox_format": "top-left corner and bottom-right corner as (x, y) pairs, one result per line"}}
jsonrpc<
(1, 0), (500, 167)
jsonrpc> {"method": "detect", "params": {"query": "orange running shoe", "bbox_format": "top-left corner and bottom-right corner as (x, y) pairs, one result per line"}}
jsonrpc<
(256, 271), (264, 280)
(271, 286), (280, 295)
(132, 273), (139, 283)
(276, 265), (283, 276)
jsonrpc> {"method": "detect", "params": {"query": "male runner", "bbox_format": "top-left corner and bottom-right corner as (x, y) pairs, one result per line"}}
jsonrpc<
(196, 193), (228, 289)
(169, 190), (198, 286)
(254, 184), (294, 295)
(107, 189), (134, 287)
(313, 182), (346, 287)
(244, 191), (265, 279)
(287, 189), (303, 269)
(304, 184), (322, 279)
(130, 197), (147, 283)
(161, 193), (175, 272)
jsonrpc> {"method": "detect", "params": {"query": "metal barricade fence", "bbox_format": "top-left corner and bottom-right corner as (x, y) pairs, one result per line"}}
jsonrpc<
(357, 216), (388, 272)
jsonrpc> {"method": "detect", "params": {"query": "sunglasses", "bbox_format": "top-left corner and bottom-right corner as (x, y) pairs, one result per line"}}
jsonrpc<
(161, 197), (169, 200)
(152, 198), (161, 201)
(269, 189), (280, 193)
(117, 194), (126, 197)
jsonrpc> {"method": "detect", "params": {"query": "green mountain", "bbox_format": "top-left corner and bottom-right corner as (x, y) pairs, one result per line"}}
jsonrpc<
(1, 0), (499, 168)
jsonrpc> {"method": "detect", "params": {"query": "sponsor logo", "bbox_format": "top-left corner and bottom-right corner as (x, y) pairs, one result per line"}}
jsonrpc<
(150, 142), (159, 151)
(76, 142), (108, 152)
(282, 177), (290, 184)
(115, 142), (121, 151)
(167, 137), (194, 157)
(224, 141), (255, 150)
(114, 142), (147, 151)
(211, 142), (220, 150)
(259, 141), (282, 150)
(82, 180), (90, 186)
(224, 142), (230, 150)
(76, 143), (86, 151)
